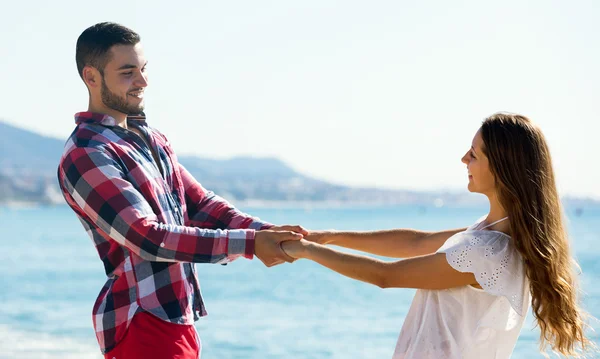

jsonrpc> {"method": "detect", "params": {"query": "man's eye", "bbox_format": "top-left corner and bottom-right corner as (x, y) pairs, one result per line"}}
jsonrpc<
(470, 151), (476, 158)
(122, 72), (133, 76)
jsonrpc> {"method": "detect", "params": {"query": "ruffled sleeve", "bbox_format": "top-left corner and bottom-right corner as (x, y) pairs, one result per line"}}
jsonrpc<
(437, 231), (530, 316)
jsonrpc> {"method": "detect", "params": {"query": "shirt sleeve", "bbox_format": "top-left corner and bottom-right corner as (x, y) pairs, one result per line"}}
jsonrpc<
(178, 163), (274, 234)
(59, 146), (256, 264)
(437, 231), (530, 316)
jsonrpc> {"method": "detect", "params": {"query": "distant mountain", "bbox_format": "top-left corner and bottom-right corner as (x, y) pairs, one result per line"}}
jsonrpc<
(0, 121), (66, 176)
(0, 120), (344, 204)
(179, 156), (301, 180)
(0, 119), (597, 210)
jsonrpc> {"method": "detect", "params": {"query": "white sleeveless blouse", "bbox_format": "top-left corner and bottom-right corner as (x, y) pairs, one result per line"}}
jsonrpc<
(392, 217), (531, 359)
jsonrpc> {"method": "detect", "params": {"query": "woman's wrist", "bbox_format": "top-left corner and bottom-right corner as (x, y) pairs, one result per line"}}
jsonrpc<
(301, 240), (318, 259)
(312, 230), (339, 245)
(280, 239), (314, 259)
(325, 231), (341, 245)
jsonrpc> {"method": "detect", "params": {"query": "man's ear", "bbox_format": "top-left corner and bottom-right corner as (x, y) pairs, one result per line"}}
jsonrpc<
(82, 66), (101, 89)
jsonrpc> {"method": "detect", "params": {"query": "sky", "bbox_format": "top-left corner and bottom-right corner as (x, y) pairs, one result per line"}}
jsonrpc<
(1, 0), (598, 198)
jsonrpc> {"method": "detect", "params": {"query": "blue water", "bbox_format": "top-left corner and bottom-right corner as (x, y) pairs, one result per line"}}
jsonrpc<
(1, 204), (599, 358)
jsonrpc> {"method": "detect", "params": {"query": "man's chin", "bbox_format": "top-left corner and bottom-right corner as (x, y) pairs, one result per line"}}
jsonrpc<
(126, 105), (144, 115)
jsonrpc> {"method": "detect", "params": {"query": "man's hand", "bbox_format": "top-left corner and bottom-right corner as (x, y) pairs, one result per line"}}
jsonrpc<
(255, 230), (303, 267)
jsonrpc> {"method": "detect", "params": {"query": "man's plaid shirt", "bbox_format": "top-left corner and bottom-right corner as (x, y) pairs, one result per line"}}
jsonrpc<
(57, 112), (271, 354)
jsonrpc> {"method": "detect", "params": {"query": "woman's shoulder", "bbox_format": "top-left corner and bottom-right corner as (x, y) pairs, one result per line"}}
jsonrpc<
(438, 228), (513, 254)
(466, 214), (488, 231)
(437, 228), (529, 316)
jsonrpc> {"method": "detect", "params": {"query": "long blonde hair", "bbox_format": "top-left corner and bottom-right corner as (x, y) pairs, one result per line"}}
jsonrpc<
(480, 113), (593, 357)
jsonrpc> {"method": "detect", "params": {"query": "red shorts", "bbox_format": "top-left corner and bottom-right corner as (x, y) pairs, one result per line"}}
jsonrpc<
(104, 312), (201, 359)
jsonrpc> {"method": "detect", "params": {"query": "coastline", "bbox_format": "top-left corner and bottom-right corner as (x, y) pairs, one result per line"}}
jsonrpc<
(1, 195), (599, 211)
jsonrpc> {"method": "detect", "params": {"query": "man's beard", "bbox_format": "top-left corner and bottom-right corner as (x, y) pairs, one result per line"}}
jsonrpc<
(101, 77), (144, 115)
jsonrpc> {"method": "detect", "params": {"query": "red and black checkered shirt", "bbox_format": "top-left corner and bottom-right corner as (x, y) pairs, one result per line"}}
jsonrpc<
(57, 112), (272, 354)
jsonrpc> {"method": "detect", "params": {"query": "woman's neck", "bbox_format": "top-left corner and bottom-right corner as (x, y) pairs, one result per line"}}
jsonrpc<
(485, 192), (509, 231)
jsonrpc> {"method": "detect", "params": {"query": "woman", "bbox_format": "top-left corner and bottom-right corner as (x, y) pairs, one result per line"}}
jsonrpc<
(281, 113), (593, 358)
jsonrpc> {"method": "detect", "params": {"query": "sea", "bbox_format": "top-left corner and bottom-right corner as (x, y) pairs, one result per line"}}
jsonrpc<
(1, 204), (599, 359)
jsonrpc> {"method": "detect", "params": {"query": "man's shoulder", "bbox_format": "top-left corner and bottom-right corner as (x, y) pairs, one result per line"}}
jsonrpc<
(60, 124), (116, 158)
(69, 123), (125, 145)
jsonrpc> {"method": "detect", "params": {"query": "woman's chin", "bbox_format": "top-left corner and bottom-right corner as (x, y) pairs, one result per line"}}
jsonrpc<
(467, 183), (478, 193)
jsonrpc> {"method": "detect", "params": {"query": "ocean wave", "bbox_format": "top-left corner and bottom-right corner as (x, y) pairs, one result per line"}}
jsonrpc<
(0, 325), (101, 359)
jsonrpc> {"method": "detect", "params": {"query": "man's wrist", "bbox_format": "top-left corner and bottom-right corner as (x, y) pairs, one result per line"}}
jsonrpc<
(244, 229), (257, 259)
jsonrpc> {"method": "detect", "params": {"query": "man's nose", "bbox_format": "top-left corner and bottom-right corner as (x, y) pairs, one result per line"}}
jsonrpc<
(135, 72), (149, 88)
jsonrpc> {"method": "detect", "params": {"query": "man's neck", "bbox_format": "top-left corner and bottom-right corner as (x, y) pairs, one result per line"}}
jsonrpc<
(88, 102), (128, 129)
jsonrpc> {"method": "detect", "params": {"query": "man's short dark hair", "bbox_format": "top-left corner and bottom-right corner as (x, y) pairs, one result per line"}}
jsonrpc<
(76, 22), (140, 78)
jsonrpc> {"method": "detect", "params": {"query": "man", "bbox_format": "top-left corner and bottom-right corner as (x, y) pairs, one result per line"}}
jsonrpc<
(57, 22), (306, 359)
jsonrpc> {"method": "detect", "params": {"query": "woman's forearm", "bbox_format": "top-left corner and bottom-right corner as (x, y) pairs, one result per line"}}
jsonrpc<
(319, 228), (466, 258)
(325, 229), (424, 258)
(302, 241), (389, 287)
(288, 240), (478, 290)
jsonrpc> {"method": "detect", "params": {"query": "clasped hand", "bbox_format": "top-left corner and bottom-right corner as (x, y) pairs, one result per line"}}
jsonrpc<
(255, 226), (330, 267)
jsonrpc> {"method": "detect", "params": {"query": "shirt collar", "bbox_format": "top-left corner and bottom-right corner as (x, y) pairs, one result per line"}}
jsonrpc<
(74, 111), (147, 127)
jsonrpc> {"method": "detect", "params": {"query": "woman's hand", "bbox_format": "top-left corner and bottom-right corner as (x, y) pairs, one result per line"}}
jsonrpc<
(304, 230), (337, 245)
(269, 225), (309, 237)
(280, 239), (312, 259)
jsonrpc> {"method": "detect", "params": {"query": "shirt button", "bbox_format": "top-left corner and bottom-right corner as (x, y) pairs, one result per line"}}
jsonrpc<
(160, 242), (165, 247)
